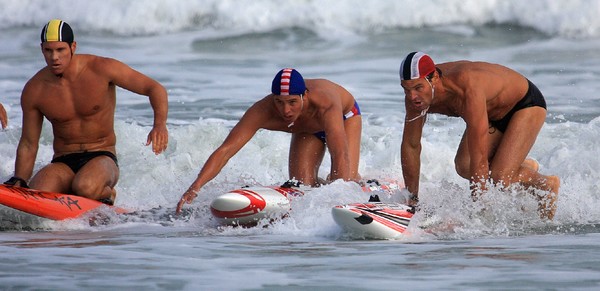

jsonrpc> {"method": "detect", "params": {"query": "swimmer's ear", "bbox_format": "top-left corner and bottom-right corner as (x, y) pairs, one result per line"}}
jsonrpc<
(70, 41), (77, 55)
(426, 67), (441, 83)
(426, 69), (435, 81)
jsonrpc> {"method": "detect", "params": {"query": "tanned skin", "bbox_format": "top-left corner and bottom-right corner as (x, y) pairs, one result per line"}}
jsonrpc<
(176, 79), (361, 214)
(401, 60), (559, 219)
(11, 40), (168, 202)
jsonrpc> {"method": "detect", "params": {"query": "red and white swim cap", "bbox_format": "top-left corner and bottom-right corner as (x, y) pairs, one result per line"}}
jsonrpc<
(399, 52), (435, 81)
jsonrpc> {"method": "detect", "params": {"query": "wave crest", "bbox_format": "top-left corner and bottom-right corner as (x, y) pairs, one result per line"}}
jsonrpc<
(1, 0), (599, 38)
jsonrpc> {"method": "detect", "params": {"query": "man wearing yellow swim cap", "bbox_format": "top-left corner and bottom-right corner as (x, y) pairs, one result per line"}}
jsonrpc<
(5, 19), (169, 204)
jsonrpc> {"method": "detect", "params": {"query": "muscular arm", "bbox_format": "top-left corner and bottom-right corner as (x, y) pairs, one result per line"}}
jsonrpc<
(401, 112), (425, 199)
(176, 104), (265, 213)
(102, 57), (169, 154)
(463, 87), (490, 193)
(322, 105), (351, 181)
(14, 85), (44, 182)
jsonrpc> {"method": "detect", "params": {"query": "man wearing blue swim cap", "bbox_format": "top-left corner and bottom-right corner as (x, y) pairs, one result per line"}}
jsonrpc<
(177, 68), (362, 213)
(399, 52), (559, 220)
(5, 19), (169, 205)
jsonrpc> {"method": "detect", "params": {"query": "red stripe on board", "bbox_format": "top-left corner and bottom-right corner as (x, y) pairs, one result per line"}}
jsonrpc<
(210, 189), (267, 218)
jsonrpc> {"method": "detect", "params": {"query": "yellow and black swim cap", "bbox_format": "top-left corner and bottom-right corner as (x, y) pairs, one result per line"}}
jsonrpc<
(40, 19), (74, 43)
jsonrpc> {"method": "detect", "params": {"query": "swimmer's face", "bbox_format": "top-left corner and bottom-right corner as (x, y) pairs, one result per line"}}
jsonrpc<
(401, 78), (433, 111)
(273, 94), (304, 124)
(41, 41), (76, 76)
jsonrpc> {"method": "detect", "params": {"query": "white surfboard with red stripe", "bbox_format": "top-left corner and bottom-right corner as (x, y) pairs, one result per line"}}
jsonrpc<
(210, 179), (405, 227)
(331, 202), (414, 239)
(210, 185), (305, 226)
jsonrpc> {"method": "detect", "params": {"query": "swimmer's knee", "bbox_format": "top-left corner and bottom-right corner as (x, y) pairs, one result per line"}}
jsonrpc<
(72, 177), (109, 200)
(71, 179), (95, 199)
(454, 159), (470, 179)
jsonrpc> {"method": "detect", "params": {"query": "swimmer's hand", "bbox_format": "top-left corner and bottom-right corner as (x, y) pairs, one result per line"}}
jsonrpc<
(407, 194), (419, 207)
(3, 176), (29, 188)
(405, 194), (419, 214)
(146, 124), (168, 154)
(176, 188), (198, 215)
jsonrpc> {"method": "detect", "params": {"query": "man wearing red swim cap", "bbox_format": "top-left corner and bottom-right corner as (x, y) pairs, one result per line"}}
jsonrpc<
(399, 52), (559, 220)
(4, 19), (169, 205)
(177, 68), (362, 213)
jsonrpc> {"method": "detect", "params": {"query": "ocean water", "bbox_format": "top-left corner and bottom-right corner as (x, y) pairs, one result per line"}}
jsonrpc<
(1, 0), (600, 289)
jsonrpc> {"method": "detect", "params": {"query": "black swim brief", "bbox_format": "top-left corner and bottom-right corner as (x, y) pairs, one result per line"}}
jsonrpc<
(51, 151), (119, 173)
(314, 100), (361, 143)
(489, 79), (547, 133)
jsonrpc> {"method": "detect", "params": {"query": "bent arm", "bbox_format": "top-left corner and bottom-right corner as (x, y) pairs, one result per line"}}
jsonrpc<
(144, 83), (169, 155)
(103, 58), (169, 154)
(186, 136), (250, 195)
(176, 106), (264, 213)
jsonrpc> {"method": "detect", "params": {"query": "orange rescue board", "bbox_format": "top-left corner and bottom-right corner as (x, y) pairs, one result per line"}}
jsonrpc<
(0, 184), (128, 220)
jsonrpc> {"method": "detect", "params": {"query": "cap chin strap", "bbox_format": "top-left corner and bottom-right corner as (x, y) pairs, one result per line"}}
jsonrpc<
(406, 78), (434, 123)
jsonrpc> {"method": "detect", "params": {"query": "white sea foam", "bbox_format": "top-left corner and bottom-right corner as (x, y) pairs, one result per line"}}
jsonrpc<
(1, 1), (599, 237)
(1, 0), (600, 38)
(2, 2), (600, 290)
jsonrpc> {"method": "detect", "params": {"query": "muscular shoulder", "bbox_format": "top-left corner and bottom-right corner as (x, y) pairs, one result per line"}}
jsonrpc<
(305, 79), (350, 109)
(247, 95), (278, 118)
(81, 54), (127, 75)
(21, 68), (53, 103)
(442, 61), (520, 83)
(239, 95), (279, 127)
(305, 79), (339, 96)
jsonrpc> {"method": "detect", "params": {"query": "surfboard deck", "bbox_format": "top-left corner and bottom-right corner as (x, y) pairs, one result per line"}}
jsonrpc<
(331, 201), (414, 239)
(210, 185), (306, 226)
(210, 179), (404, 227)
(0, 184), (129, 221)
